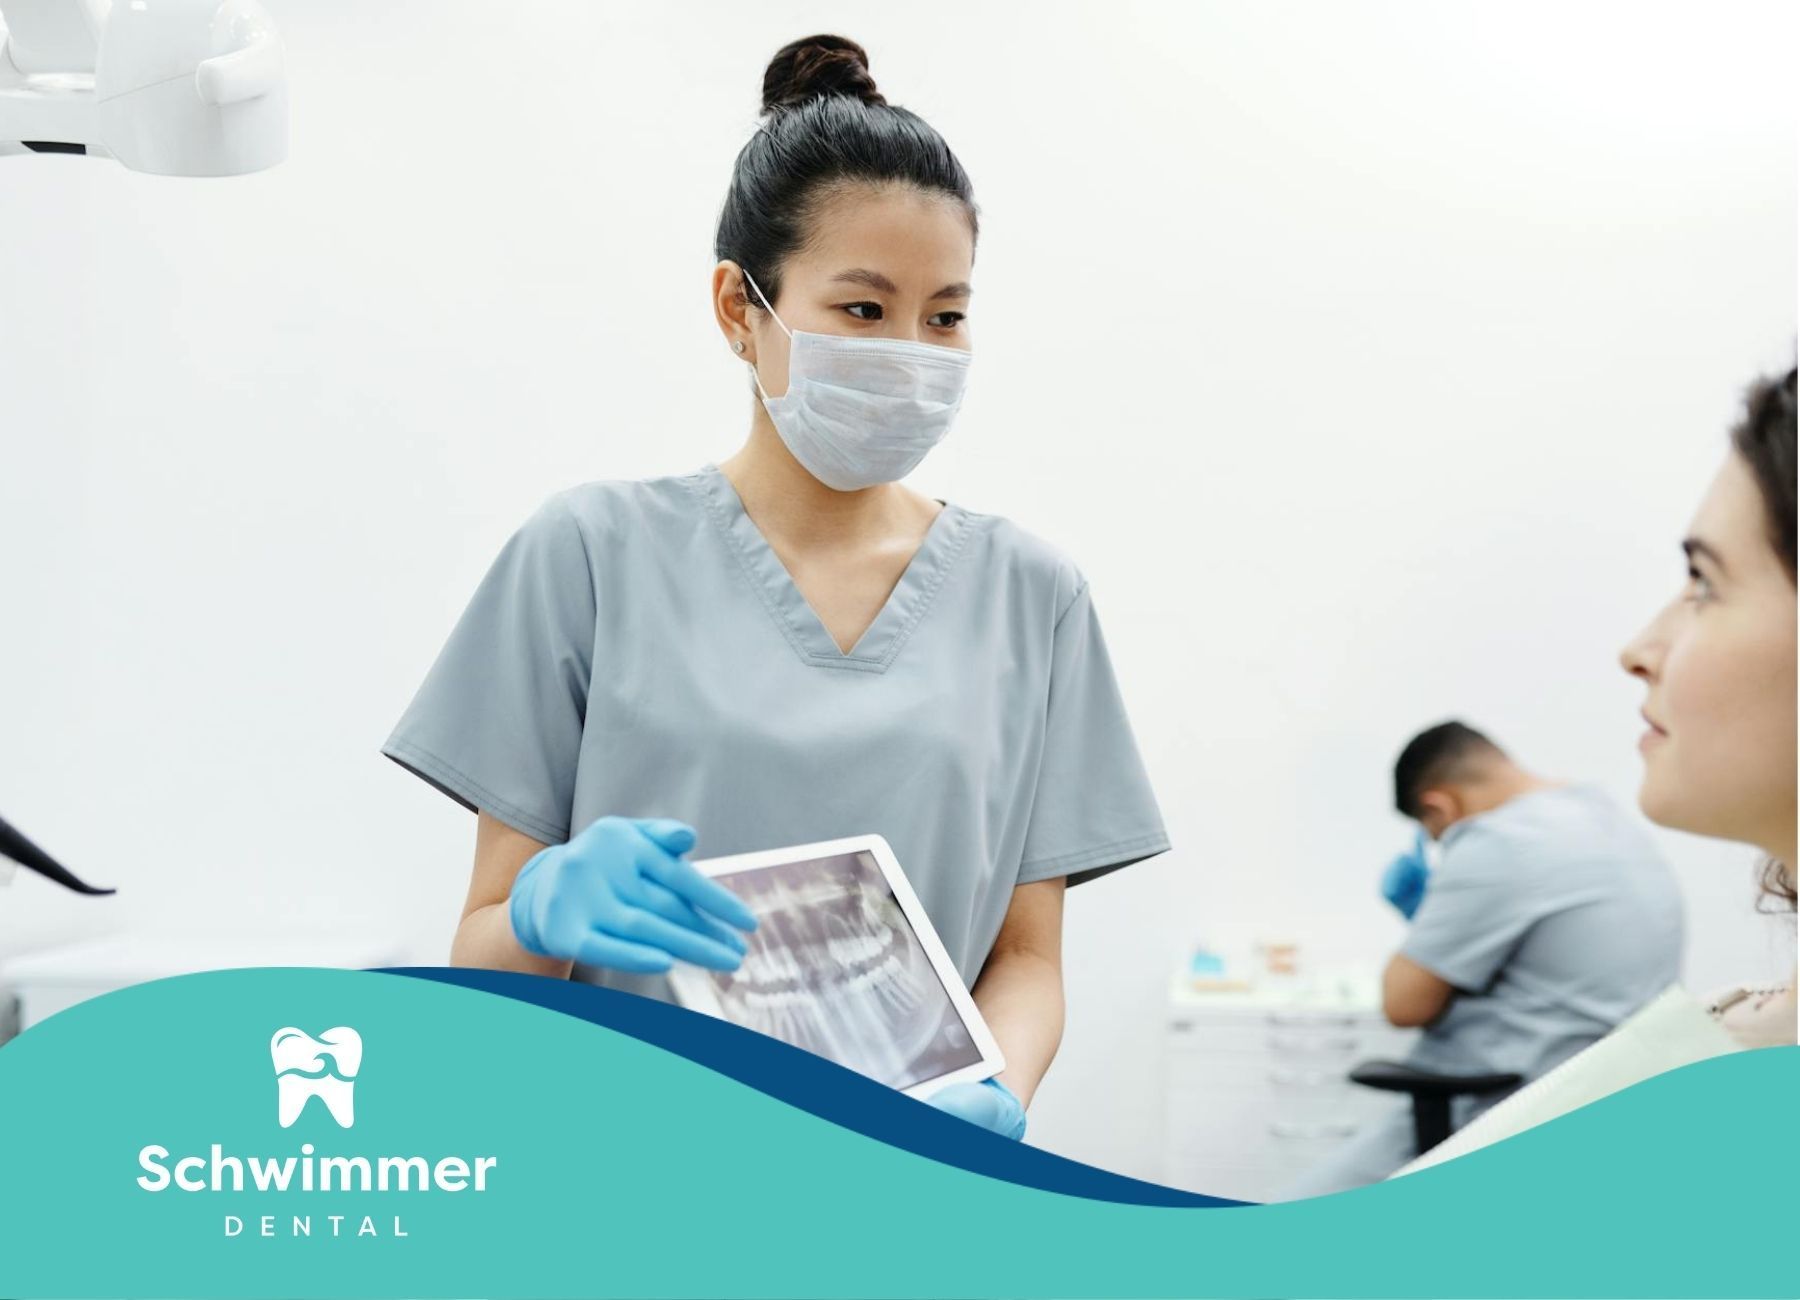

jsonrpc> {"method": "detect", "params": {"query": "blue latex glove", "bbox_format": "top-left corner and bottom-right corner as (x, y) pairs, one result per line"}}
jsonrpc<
(1379, 828), (1433, 920)
(509, 816), (757, 972)
(926, 1077), (1027, 1141)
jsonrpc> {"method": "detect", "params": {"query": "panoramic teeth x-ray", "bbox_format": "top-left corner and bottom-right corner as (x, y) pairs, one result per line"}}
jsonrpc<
(696, 852), (981, 1090)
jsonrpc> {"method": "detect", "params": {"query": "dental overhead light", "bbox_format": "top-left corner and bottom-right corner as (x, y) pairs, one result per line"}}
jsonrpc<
(0, 0), (285, 175)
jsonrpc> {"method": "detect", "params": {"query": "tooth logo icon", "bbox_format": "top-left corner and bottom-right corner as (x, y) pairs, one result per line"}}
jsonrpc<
(270, 1026), (362, 1129)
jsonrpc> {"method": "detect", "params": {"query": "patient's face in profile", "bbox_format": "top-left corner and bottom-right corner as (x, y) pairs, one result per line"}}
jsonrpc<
(1620, 451), (1797, 852)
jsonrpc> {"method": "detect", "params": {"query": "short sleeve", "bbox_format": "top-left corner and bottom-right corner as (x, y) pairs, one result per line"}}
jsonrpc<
(1401, 826), (1540, 993)
(381, 496), (597, 845)
(1016, 580), (1171, 886)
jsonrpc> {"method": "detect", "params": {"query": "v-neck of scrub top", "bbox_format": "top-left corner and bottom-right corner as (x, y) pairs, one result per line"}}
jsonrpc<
(687, 462), (973, 674)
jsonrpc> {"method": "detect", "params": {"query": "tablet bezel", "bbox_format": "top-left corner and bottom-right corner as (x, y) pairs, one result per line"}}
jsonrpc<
(667, 833), (1006, 1099)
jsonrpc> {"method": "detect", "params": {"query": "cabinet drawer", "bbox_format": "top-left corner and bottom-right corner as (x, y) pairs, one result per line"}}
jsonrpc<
(1166, 1110), (1367, 1176)
(1167, 1042), (1370, 1087)
(1165, 1077), (1380, 1142)
(1169, 1010), (1370, 1034)
(1168, 1020), (1380, 1059)
(1165, 1126), (1373, 1202)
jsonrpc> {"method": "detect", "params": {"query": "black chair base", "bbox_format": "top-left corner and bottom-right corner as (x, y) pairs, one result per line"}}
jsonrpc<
(1349, 1059), (1524, 1153)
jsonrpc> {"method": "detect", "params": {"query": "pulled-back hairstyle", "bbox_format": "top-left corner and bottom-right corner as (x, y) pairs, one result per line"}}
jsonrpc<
(713, 35), (978, 314)
(1393, 721), (1506, 819)
(1730, 366), (1797, 583)
(1731, 366), (1798, 908)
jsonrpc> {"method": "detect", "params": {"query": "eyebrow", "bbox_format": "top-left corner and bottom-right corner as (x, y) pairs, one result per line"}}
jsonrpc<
(828, 268), (973, 300)
(1682, 537), (1731, 577)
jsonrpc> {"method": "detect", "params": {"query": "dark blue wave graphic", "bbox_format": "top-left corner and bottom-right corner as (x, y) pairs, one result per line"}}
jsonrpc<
(378, 966), (1243, 1208)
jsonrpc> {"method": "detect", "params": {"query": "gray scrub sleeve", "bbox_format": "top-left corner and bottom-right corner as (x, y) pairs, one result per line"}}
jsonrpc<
(1015, 580), (1170, 887)
(381, 496), (596, 845)
(1401, 827), (1539, 993)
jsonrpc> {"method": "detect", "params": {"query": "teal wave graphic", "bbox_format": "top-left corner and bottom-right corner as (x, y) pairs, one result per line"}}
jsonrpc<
(391, 966), (1230, 1205)
(0, 967), (1790, 1298)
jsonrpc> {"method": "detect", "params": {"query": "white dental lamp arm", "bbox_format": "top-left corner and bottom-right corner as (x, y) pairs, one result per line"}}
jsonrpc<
(0, 0), (285, 174)
(193, 19), (279, 106)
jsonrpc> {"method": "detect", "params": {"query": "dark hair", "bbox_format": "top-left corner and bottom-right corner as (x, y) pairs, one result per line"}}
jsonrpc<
(713, 35), (979, 313)
(1729, 367), (1797, 910)
(1729, 366), (1797, 583)
(1755, 858), (1796, 911)
(1393, 721), (1506, 818)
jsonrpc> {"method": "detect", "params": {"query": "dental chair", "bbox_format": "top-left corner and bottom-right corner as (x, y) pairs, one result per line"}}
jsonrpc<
(1347, 1059), (1523, 1155)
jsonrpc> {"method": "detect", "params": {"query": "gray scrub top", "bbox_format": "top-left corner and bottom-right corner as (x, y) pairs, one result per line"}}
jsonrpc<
(1401, 783), (1684, 1091)
(383, 465), (1170, 993)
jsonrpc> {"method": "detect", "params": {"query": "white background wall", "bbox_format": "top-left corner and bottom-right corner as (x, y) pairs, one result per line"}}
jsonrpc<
(2, 1), (1794, 1182)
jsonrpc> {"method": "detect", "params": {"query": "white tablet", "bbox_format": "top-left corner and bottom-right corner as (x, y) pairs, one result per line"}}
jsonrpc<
(667, 834), (1005, 1099)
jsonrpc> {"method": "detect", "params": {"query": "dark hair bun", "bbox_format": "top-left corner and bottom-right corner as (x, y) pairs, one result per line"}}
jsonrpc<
(762, 35), (885, 112)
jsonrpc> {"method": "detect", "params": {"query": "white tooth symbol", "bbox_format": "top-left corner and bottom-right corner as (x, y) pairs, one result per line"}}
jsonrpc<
(271, 1026), (363, 1129)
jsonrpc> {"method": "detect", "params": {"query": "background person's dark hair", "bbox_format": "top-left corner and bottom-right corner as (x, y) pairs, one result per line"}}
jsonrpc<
(1393, 721), (1506, 819)
(714, 34), (979, 315)
(1731, 365), (1798, 909)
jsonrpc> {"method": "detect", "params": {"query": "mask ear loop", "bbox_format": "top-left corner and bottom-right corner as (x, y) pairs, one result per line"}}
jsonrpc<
(740, 266), (792, 404)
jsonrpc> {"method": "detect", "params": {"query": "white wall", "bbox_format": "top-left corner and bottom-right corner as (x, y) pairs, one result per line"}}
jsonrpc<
(2, 0), (1794, 1182)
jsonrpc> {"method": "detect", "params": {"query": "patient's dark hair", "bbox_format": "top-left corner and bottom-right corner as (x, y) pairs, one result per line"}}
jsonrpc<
(1755, 860), (1796, 911)
(1393, 722), (1507, 819)
(1730, 366), (1797, 583)
(713, 34), (979, 313)
(1732, 366), (1798, 909)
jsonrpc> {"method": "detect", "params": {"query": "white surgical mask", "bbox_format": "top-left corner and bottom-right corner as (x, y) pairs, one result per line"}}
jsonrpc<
(742, 267), (971, 492)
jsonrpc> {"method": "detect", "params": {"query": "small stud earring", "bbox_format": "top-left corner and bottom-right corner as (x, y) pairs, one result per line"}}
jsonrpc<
(733, 340), (746, 354)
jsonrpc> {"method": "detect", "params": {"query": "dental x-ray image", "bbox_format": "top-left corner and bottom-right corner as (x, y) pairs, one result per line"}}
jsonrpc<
(686, 850), (983, 1091)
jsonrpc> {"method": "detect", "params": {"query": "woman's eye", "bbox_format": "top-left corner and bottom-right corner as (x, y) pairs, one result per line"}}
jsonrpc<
(1683, 566), (1715, 602)
(843, 302), (883, 321)
(929, 311), (966, 328)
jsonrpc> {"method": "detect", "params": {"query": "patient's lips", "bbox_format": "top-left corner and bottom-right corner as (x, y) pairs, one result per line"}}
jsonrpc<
(270, 1026), (362, 1129)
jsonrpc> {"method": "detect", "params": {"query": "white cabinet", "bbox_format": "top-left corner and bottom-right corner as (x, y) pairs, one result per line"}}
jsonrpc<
(1162, 980), (1416, 1202)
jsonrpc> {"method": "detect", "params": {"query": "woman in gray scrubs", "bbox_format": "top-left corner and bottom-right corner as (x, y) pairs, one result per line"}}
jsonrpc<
(383, 35), (1169, 1138)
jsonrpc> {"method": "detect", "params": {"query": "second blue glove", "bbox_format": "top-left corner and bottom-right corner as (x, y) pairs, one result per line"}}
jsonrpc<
(926, 1077), (1027, 1141)
(1379, 828), (1433, 920)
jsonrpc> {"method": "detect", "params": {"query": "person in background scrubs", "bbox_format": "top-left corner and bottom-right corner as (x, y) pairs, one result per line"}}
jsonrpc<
(381, 34), (1170, 1139)
(1283, 722), (1683, 1197)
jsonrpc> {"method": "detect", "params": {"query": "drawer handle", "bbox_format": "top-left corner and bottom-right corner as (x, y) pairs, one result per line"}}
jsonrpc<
(1265, 1012), (1357, 1029)
(1268, 1034), (1359, 1053)
(1268, 1120), (1359, 1140)
(1269, 1068), (1336, 1087)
